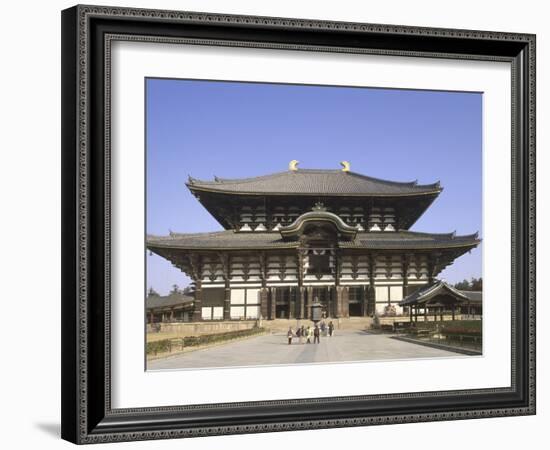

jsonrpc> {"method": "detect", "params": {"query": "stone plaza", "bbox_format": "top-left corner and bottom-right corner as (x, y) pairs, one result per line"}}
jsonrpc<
(148, 329), (463, 370)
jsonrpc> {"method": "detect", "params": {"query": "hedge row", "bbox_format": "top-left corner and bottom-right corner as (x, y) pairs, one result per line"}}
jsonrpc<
(147, 339), (173, 355)
(147, 327), (266, 355)
(440, 326), (482, 337)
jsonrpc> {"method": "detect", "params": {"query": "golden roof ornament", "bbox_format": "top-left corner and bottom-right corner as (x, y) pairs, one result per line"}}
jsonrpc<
(340, 161), (351, 172)
(289, 160), (299, 171)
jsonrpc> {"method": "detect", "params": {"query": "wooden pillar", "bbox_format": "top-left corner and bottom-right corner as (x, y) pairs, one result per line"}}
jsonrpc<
(409, 305), (413, 322)
(189, 254), (203, 322)
(342, 286), (349, 318)
(298, 287), (305, 319)
(414, 305), (418, 322)
(270, 287), (276, 320)
(402, 253), (410, 301)
(219, 253), (231, 320)
(306, 286), (313, 319)
(333, 287), (339, 318)
(327, 286), (333, 318)
(223, 278), (231, 320)
(332, 287), (338, 318)
(368, 285), (376, 316)
(260, 287), (269, 319)
(428, 252), (441, 285)
(367, 253), (376, 316)
(192, 280), (202, 322)
(424, 305), (427, 322)
(433, 306), (437, 322)
(289, 287), (295, 319)
(329, 285), (338, 317)
(259, 252), (269, 319)
(362, 285), (369, 317)
(452, 305), (456, 321)
(439, 307), (444, 322)
(170, 309), (174, 322)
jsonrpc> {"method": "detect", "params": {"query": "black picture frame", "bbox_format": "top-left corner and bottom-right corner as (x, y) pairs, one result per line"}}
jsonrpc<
(61, 4), (536, 444)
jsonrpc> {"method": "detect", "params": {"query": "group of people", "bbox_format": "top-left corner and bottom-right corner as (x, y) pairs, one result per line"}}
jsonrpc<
(287, 321), (335, 345)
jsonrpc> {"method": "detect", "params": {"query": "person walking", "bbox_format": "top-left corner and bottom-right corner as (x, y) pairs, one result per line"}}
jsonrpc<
(313, 324), (320, 344)
(306, 326), (312, 344)
(320, 321), (326, 337)
(296, 325), (303, 344)
(287, 327), (293, 345)
(328, 321), (334, 337)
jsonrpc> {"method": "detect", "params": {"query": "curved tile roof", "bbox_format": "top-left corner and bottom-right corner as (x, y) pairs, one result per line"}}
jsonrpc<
(148, 230), (294, 250)
(343, 231), (480, 249)
(147, 230), (480, 251)
(459, 291), (482, 303)
(147, 292), (194, 309)
(399, 280), (470, 306)
(279, 209), (358, 240)
(187, 169), (441, 196)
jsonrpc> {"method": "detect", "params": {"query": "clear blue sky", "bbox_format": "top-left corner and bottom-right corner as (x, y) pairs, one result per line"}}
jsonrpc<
(146, 78), (482, 295)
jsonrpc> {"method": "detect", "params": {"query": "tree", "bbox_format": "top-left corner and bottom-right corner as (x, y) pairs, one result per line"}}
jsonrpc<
(182, 285), (193, 295)
(470, 277), (483, 291)
(454, 278), (482, 291)
(454, 279), (471, 291)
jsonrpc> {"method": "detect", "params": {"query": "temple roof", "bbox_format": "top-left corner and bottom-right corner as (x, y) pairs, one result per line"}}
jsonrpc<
(279, 208), (358, 241)
(147, 292), (194, 310)
(459, 290), (482, 303)
(147, 230), (480, 251)
(399, 280), (470, 306)
(187, 169), (441, 197)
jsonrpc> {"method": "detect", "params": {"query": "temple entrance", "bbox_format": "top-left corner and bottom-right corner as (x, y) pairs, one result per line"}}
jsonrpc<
(308, 286), (334, 318)
(273, 287), (297, 319)
(348, 303), (362, 317)
(348, 286), (366, 317)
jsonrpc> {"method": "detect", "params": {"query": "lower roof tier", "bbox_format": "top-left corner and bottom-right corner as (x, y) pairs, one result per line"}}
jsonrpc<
(147, 230), (480, 252)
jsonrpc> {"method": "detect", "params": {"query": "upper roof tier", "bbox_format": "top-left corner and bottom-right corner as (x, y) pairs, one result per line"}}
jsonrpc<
(187, 168), (442, 197)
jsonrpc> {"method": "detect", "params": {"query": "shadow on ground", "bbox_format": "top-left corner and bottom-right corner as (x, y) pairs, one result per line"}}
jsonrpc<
(35, 422), (60, 438)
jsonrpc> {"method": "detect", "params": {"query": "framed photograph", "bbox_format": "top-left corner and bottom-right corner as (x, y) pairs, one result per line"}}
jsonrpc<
(61, 4), (536, 444)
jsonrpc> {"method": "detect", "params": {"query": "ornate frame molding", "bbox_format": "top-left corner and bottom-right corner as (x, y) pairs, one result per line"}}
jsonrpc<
(61, 5), (535, 444)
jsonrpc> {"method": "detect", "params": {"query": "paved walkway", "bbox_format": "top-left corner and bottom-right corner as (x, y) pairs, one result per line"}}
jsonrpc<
(148, 330), (460, 370)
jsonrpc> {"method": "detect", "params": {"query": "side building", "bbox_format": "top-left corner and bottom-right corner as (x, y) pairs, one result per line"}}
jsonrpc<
(147, 162), (480, 322)
(399, 280), (483, 322)
(146, 288), (194, 323)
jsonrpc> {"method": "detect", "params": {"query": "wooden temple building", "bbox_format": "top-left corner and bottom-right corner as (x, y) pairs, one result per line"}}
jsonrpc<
(399, 280), (483, 322)
(147, 161), (480, 322)
(146, 289), (194, 323)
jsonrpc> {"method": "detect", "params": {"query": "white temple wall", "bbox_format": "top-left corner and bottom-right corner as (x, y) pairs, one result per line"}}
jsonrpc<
(228, 287), (261, 320)
(374, 283), (405, 315)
